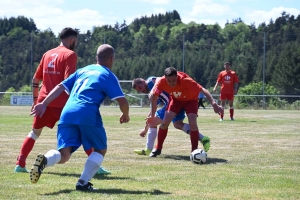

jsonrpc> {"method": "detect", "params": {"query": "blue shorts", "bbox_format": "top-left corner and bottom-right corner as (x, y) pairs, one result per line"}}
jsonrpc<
(57, 124), (107, 153)
(156, 105), (185, 122)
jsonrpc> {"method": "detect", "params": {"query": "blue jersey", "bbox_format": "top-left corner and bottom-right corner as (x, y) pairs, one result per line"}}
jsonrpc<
(146, 76), (169, 106)
(58, 64), (124, 127)
(198, 92), (205, 98)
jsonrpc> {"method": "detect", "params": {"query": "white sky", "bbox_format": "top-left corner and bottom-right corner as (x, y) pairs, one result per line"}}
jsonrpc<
(0, 0), (299, 35)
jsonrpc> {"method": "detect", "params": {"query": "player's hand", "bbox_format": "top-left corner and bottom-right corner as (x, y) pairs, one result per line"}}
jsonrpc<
(148, 92), (154, 101)
(212, 103), (224, 115)
(139, 129), (147, 137)
(30, 103), (46, 118)
(146, 116), (154, 125)
(120, 114), (130, 124)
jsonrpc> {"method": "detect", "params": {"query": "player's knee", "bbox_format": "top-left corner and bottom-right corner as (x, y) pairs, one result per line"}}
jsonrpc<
(59, 152), (71, 163)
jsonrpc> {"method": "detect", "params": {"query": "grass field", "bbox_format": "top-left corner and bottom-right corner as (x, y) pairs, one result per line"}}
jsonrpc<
(0, 106), (299, 200)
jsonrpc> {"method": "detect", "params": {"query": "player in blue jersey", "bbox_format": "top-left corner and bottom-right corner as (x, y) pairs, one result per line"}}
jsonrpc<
(132, 77), (210, 155)
(29, 44), (129, 191)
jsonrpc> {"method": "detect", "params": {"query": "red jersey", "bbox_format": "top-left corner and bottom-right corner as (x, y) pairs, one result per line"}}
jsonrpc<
(217, 70), (239, 94)
(153, 72), (202, 101)
(34, 46), (77, 108)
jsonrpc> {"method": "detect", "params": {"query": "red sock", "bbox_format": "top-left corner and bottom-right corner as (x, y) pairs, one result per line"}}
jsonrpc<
(16, 137), (36, 167)
(85, 148), (93, 156)
(190, 130), (199, 151)
(220, 113), (224, 119)
(155, 128), (168, 150)
(230, 108), (234, 118)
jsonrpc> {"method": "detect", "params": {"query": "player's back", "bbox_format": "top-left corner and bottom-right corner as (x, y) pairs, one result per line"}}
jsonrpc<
(36, 46), (77, 107)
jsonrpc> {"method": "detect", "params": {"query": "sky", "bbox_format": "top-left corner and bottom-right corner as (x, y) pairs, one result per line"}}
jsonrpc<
(1, 0), (300, 35)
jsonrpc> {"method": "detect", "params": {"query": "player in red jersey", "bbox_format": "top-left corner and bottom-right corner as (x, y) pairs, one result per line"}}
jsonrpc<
(15, 27), (110, 174)
(213, 62), (239, 121)
(148, 67), (223, 157)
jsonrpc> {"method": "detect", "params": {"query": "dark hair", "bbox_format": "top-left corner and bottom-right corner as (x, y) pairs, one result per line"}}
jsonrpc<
(59, 27), (79, 39)
(164, 67), (177, 77)
(132, 78), (144, 88)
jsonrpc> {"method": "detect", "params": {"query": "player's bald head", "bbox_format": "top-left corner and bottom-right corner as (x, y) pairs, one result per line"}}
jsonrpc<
(96, 44), (115, 62)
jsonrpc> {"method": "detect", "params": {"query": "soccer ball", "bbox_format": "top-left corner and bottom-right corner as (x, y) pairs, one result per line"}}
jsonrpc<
(190, 149), (207, 164)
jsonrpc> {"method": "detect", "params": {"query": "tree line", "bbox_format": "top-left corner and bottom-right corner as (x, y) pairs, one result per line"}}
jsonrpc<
(0, 11), (299, 102)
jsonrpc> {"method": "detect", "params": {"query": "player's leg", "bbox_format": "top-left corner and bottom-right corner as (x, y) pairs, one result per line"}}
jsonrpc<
(228, 94), (235, 120)
(184, 100), (200, 152)
(135, 107), (165, 155)
(150, 111), (176, 157)
(85, 148), (111, 175)
(219, 94), (226, 121)
(30, 123), (80, 183)
(76, 125), (107, 191)
(16, 107), (60, 172)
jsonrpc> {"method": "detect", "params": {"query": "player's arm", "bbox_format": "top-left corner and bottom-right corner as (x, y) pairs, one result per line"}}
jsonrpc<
(31, 77), (41, 107)
(234, 82), (238, 95)
(30, 84), (66, 117)
(213, 82), (221, 92)
(202, 88), (224, 115)
(115, 97), (130, 124)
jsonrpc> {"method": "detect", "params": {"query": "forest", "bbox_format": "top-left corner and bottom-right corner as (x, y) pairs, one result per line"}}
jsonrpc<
(0, 10), (299, 107)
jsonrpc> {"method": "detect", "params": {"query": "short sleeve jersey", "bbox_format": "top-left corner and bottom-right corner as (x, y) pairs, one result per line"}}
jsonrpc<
(217, 70), (239, 94)
(34, 46), (77, 108)
(146, 76), (169, 106)
(152, 72), (202, 101)
(198, 92), (205, 99)
(58, 64), (124, 127)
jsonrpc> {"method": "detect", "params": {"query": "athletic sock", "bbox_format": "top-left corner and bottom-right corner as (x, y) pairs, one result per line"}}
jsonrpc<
(16, 131), (38, 167)
(190, 130), (199, 152)
(230, 107), (234, 118)
(183, 123), (204, 140)
(44, 149), (61, 167)
(146, 128), (157, 150)
(220, 107), (224, 119)
(155, 128), (168, 150)
(79, 152), (103, 184)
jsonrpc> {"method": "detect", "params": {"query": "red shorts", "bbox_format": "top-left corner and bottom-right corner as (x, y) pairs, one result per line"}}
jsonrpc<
(32, 107), (63, 129)
(167, 97), (198, 115)
(220, 93), (234, 101)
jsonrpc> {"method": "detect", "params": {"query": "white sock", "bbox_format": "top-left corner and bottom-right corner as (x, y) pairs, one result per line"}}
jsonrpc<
(182, 123), (204, 140)
(79, 152), (103, 184)
(44, 149), (61, 167)
(146, 128), (157, 150)
(28, 131), (39, 140)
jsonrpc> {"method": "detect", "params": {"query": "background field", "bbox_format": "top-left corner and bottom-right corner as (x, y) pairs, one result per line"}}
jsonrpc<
(0, 106), (299, 200)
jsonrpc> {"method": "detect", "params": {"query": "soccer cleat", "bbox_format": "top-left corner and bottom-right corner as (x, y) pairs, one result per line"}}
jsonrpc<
(201, 136), (211, 152)
(96, 166), (111, 175)
(230, 118), (235, 121)
(14, 165), (30, 173)
(219, 118), (223, 121)
(30, 154), (47, 184)
(149, 149), (161, 157)
(134, 148), (151, 156)
(76, 182), (98, 191)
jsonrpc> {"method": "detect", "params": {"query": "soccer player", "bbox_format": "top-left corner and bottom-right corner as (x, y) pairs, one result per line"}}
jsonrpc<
(15, 27), (110, 175)
(29, 44), (129, 191)
(132, 77), (210, 155)
(198, 92), (205, 109)
(148, 67), (223, 157)
(213, 62), (239, 121)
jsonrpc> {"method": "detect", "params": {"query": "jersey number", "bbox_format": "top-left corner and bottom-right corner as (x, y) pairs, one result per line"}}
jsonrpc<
(48, 53), (58, 68)
(72, 78), (89, 95)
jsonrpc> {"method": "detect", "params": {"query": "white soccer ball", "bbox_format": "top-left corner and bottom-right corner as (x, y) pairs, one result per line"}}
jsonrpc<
(190, 149), (207, 164)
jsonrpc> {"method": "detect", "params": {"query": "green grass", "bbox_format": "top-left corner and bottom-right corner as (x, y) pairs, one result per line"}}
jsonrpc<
(0, 106), (299, 199)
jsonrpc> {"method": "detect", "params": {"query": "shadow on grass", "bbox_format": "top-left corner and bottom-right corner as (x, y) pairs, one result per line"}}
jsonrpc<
(161, 155), (227, 164)
(45, 172), (132, 180)
(42, 188), (170, 196)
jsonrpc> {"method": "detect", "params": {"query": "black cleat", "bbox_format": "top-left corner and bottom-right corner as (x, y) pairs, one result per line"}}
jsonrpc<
(149, 149), (161, 157)
(76, 182), (98, 191)
(30, 154), (47, 183)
